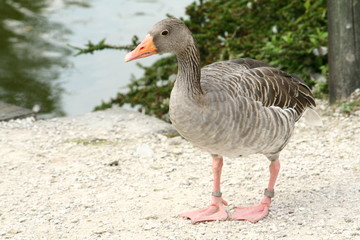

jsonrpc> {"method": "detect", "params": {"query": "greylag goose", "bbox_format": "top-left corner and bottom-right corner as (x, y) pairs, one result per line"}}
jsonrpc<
(124, 18), (321, 223)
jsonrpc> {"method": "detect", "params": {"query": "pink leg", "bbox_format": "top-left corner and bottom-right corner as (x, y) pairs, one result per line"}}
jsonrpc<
(179, 155), (228, 223)
(231, 159), (280, 223)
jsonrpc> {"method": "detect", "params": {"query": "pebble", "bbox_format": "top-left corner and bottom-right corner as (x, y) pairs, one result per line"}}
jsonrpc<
(134, 144), (154, 158)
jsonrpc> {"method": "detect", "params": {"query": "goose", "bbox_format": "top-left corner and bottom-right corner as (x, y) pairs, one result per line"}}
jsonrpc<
(124, 18), (321, 223)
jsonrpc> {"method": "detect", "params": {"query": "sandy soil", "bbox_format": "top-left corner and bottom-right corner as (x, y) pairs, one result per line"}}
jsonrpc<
(0, 103), (359, 240)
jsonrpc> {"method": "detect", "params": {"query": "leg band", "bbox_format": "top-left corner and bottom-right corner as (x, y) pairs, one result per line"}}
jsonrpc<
(212, 192), (222, 197)
(264, 188), (275, 198)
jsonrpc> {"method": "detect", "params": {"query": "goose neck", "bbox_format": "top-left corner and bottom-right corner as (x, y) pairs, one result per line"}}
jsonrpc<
(176, 44), (203, 96)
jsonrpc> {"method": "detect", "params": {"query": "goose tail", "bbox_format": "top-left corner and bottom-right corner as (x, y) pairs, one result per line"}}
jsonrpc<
(302, 108), (323, 126)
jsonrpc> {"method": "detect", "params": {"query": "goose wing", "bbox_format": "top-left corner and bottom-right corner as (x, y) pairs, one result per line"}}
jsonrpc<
(201, 58), (315, 118)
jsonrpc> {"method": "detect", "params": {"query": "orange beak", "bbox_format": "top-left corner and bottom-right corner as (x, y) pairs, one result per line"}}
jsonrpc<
(124, 34), (158, 62)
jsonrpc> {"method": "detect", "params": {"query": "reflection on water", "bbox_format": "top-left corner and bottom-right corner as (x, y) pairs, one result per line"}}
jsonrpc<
(0, 0), (193, 117)
(0, 0), (76, 117)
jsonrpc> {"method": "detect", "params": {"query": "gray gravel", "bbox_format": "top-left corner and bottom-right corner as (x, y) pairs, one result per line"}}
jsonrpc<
(0, 102), (359, 240)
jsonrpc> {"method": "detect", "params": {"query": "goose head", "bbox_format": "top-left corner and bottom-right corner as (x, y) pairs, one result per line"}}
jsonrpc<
(124, 18), (194, 62)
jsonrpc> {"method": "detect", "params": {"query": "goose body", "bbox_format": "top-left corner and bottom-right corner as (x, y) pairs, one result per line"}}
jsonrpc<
(125, 18), (320, 223)
(170, 59), (314, 159)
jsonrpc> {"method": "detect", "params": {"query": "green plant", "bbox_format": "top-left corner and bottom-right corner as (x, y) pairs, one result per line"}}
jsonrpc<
(340, 102), (359, 115)
(76, 0), (328, 121)
(70, 36), (140, 56)
(339, 93), (360, 115)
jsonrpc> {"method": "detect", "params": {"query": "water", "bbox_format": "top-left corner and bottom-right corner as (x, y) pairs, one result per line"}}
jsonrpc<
(0, 0), (194, 117)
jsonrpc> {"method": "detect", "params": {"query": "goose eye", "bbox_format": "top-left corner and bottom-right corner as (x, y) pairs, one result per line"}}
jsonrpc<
(161, 30), (169, 36)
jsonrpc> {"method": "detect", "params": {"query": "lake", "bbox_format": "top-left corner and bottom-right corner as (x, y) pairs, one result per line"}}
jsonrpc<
(0, 0), (194, 117)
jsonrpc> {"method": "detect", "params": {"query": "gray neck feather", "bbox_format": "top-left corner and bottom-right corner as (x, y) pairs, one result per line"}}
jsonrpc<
(176, 43), (203, 96)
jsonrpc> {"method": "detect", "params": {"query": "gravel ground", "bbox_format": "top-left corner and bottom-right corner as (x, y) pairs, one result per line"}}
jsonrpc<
(0, 102), (359, 240)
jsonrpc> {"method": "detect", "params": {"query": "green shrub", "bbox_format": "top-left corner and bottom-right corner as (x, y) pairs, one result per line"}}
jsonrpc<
(94, 0), (328, 121)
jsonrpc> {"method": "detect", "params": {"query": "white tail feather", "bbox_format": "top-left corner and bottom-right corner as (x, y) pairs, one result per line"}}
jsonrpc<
(302, 108), (323, 126)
